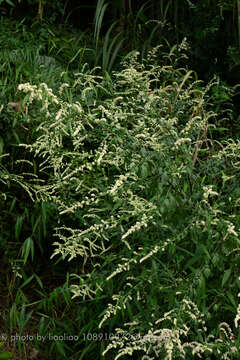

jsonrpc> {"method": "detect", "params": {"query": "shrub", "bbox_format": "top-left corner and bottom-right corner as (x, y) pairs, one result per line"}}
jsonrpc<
(16, 45), (240, 359)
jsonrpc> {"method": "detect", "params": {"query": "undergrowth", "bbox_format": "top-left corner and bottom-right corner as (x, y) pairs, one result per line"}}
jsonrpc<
(2, 43), (238, 359)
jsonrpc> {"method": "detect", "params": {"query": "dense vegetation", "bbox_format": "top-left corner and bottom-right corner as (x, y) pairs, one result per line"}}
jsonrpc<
(1, 1), (240, 359)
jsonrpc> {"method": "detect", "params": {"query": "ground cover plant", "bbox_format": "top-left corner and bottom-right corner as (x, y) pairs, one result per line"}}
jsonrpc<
(1, 41), (239, 360)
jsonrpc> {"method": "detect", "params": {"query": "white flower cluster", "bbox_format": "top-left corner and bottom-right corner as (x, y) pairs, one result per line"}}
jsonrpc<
(202, 185), (218, 200)
(178, 37), (189, 51)
(174, 137), (191, 149)
(225, 222), (238, 238)
(97, 142), (108, 165)
(99, 294), (132, 329)
(121, 214), (150, 240)
(18, 83), (42, 104)
(59, 193), (99, 215)
(71, 281), (103, 301)
(106, 257), (137, 281)
(110, 174), (129, 195)
(59, 82), (70, 95)
(18, 82), (59, 117)
(139, 241), (169, 263)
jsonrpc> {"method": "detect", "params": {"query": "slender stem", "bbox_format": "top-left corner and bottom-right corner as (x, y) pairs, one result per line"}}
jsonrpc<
(38, 0), (44, 22)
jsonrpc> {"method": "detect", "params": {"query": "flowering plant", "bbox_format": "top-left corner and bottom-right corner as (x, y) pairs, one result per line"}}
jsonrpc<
(16, 46), (240, 359)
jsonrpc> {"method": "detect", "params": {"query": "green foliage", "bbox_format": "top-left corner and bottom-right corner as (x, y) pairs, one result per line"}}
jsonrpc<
(93, 1), (123, 73)
(0, 343), (12, 360)
(8, 44), (239, 359)
(94, 0), (108, 48)
(1, 6), (240, 359)
(0, 0), (14, 6)
(96, 22), (124, 73)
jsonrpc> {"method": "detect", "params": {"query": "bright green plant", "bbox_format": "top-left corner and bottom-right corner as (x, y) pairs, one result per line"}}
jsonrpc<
(0, 343), (12, 360)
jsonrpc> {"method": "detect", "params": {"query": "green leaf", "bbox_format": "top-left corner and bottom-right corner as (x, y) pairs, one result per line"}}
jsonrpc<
(0, 0), (14, 5)
(21, 237), (34, 264)
(32, 273), (43, 289)
(222, 269), (231, 287)
(0, 352), (13, 359)
(227, 291), (237, 308)
(20, 274), (34, 289)
(55, 341), (66, 358)
(199, 244), (211, 259)
(15, 215), (23, 241)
